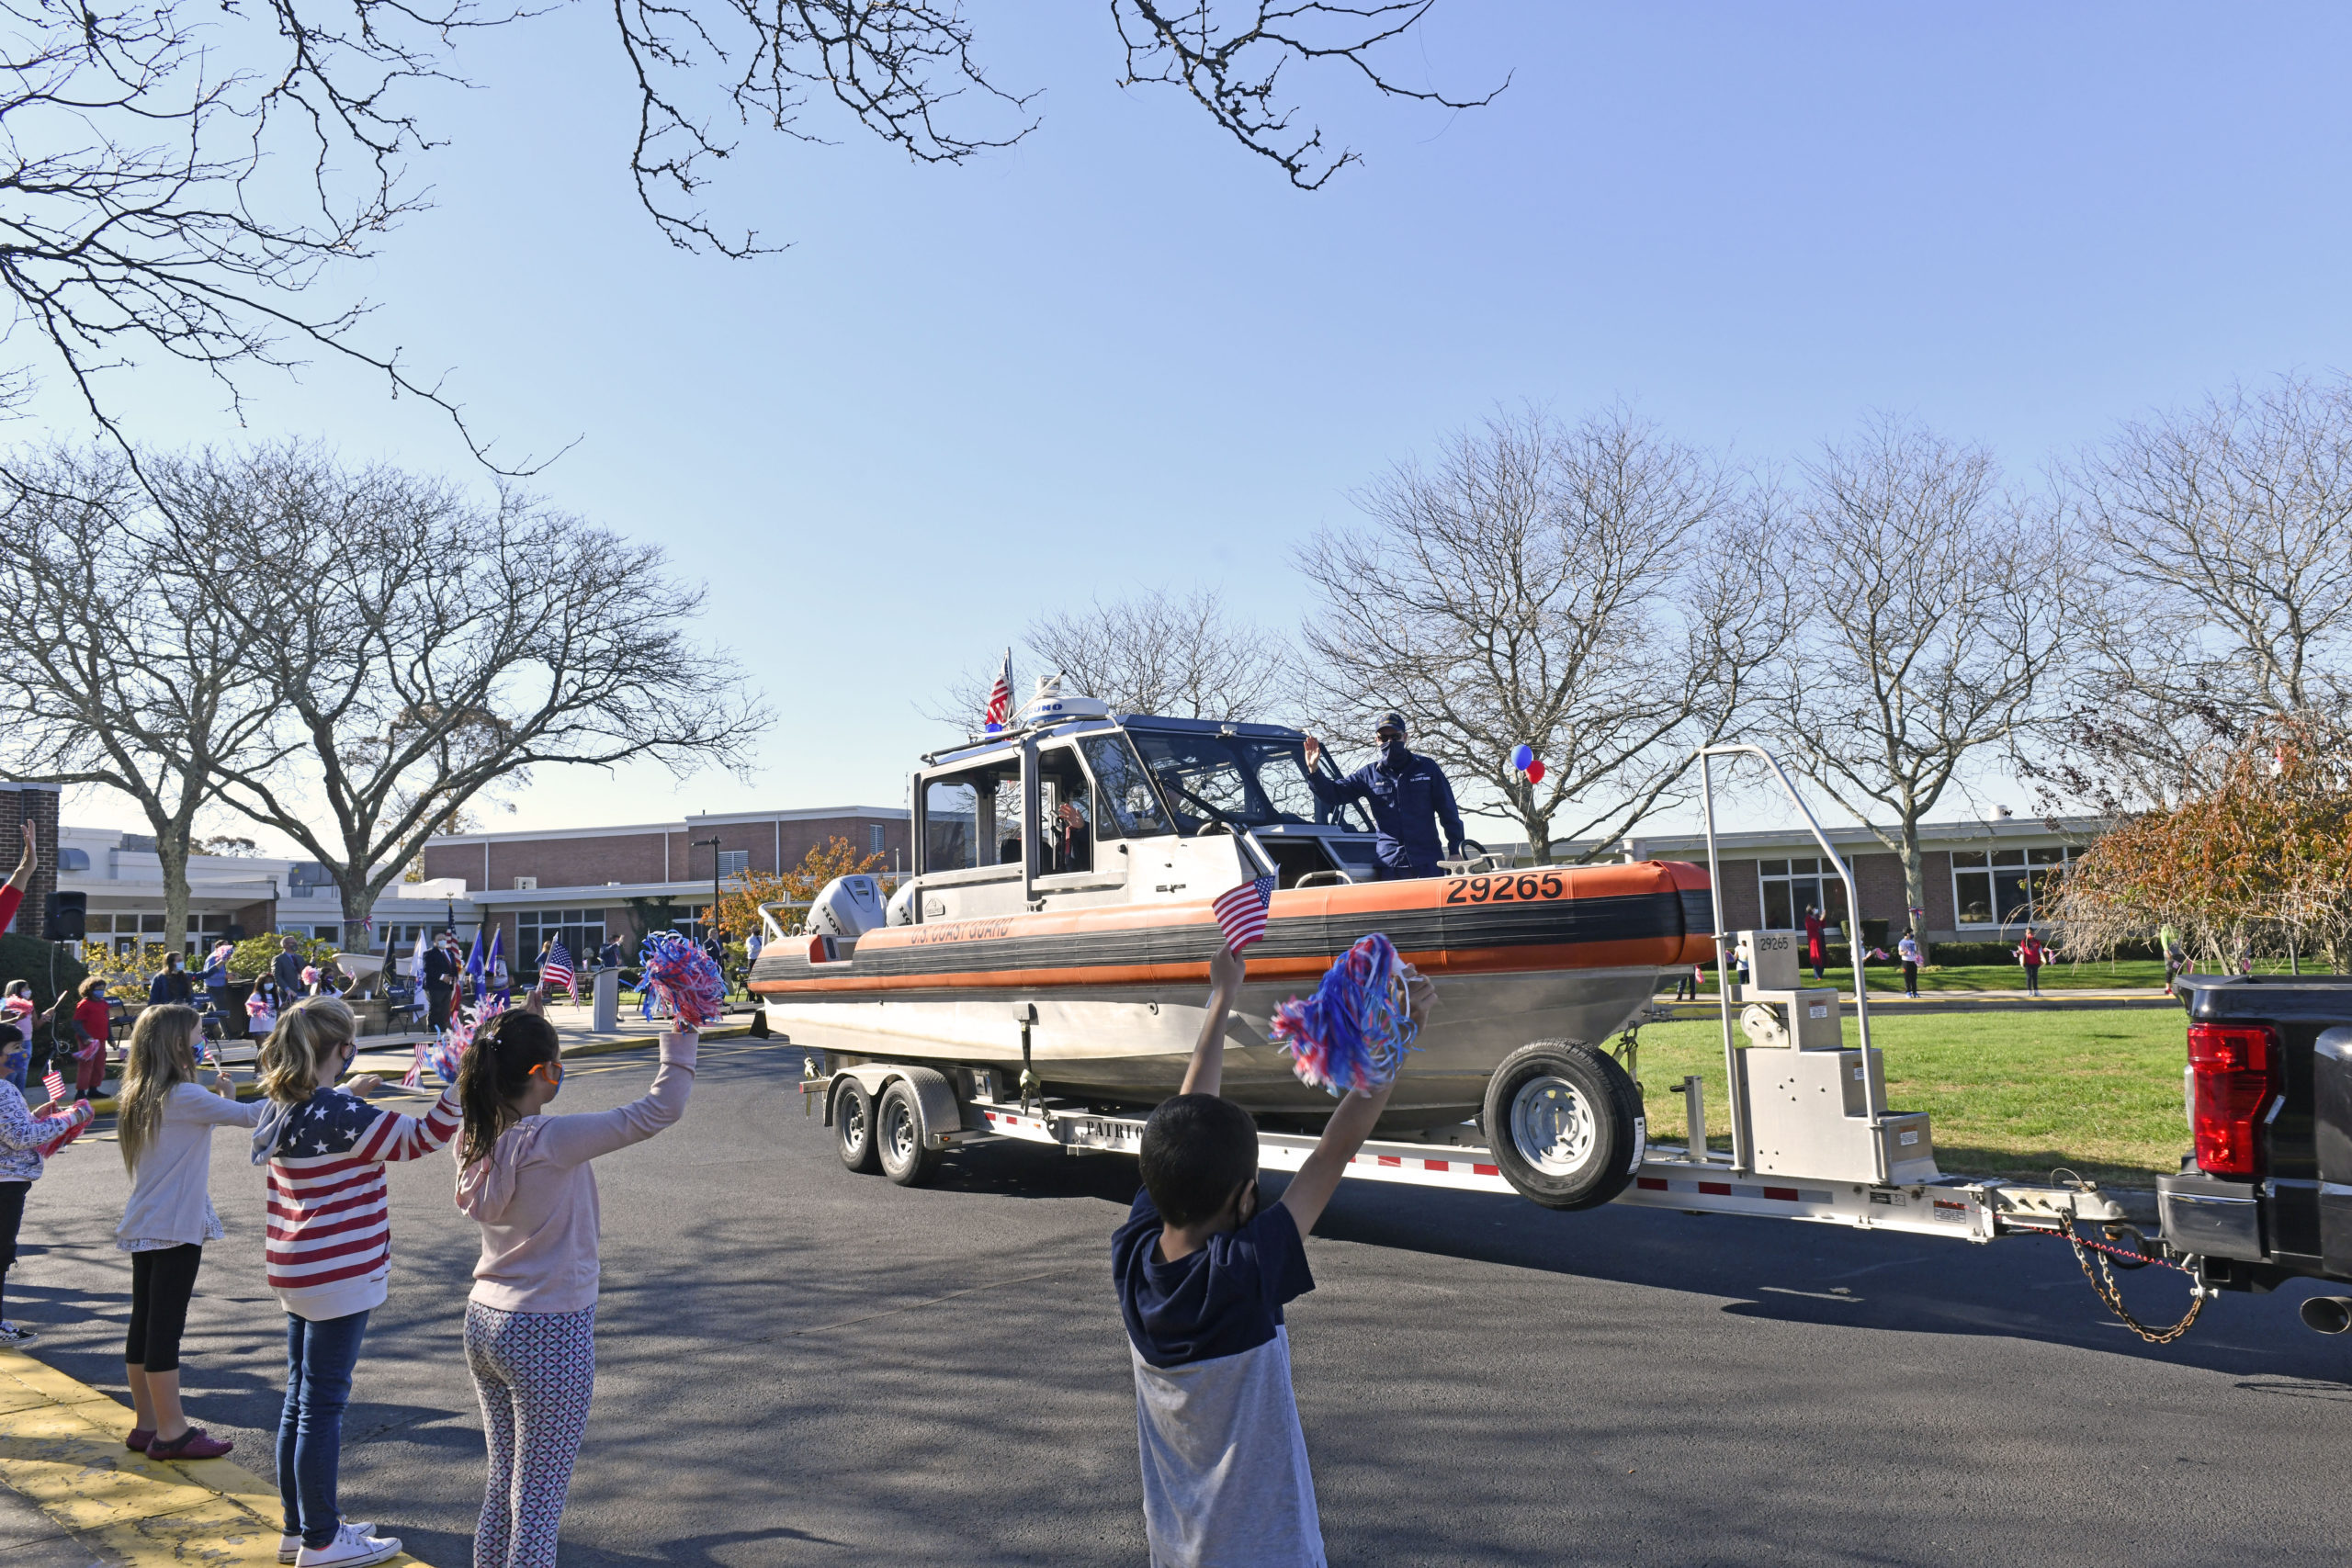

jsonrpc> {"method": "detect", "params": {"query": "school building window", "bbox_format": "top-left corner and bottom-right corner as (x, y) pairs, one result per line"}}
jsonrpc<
(718, 850), (750, 878)
(516, 908), (608, 970)
(868, 824), (885, 855)
(1951, 848), (2068, 929)
(1756, 859), (1849, 931)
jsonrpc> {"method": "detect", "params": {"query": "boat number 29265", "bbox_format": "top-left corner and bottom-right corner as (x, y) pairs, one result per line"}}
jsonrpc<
(1445, 872), (1567, 905)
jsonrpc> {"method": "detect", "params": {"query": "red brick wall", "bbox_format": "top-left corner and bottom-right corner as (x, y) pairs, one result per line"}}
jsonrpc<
(1850, 851), (1907, 924)
(1, 788), (59, 938)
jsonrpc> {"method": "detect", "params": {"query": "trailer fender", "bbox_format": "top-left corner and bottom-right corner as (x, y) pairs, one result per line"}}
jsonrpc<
(829, 1064), (961, 1150)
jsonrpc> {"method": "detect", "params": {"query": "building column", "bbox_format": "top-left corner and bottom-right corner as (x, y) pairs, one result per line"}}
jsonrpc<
(1, 786), (61, 938)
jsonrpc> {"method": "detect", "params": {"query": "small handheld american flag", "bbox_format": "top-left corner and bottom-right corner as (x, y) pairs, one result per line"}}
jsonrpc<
(542, 938), (577, 1001)
(43, 1068), (65, 1103)
(1212, 874), (1275, 955)
(983, 649), (1012, 732)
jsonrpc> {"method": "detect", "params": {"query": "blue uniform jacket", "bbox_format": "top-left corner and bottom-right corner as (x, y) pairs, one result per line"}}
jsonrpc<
(1307, 748), (1465, 874)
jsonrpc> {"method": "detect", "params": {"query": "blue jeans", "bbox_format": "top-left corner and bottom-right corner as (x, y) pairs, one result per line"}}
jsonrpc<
(279, 1310), (370, 1547)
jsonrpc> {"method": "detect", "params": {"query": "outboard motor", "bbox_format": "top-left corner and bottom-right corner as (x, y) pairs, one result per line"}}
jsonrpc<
(807, 875), (888, 943)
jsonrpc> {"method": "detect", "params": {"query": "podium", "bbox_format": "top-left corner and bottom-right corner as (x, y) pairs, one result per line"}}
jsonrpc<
(592, 967), (619, 1033)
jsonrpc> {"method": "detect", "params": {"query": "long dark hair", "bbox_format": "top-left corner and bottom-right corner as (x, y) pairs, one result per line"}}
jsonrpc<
(457, 1010), (562, 1168)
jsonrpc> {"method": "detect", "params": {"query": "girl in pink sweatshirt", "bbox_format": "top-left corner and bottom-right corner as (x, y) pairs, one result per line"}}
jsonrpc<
(453, 1000), (695, 1568)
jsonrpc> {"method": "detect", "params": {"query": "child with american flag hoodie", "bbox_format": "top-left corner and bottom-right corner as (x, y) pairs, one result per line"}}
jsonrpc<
(249, 996), (459, 1568)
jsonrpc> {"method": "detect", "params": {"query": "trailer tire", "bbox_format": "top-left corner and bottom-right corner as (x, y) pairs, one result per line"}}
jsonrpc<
(835, 1078), (881, 1175)
(878, 1080), (942, 1187)
(1484, 1041), (1642, 1211)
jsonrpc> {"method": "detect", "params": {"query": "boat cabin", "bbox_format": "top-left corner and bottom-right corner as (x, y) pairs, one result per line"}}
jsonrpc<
(893, 696), (1382, 926)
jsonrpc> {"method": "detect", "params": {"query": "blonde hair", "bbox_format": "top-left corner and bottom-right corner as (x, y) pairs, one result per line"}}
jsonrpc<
(119, 1004), (201, 1173)
(258, 996), (359, 1103)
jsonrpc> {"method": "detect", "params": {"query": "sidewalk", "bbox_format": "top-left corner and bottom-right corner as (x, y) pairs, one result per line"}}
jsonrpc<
(0, 1346), (434, 1568)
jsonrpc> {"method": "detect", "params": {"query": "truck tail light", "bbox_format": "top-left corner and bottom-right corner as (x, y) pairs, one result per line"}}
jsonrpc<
(2188, 1021), (2281, 1178)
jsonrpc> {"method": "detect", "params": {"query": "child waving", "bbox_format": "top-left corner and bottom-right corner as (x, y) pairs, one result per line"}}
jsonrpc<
(453, 992), (695, 1568)
(251, 997), (458, 1568)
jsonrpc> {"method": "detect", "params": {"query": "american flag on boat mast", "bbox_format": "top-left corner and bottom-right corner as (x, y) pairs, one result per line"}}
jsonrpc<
(983, 649), (1012, 733)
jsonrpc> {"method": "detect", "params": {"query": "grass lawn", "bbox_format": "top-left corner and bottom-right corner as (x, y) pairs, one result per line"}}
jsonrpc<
(1626, 1009), (2191, 1188)
(1659, 957), (2335, 996)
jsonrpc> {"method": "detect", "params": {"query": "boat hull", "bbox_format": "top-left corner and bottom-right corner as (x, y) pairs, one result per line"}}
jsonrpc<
(751, 860), (1713, 1125)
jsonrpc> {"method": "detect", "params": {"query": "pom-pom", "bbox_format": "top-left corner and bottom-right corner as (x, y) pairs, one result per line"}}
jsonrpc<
(427, 997), (501, 1085)
(1272, 932), (1419, 1097)
(639, 931), (725, 1029)
(1510, 743), (1534, 771)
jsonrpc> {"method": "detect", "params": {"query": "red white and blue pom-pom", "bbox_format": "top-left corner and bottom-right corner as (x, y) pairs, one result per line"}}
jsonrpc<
(425, 997), (500, 1085)
(1272, 931), (1419, 1096)
(640, 931), (725, 1029)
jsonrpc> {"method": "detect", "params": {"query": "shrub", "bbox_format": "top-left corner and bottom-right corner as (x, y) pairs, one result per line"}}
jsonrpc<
(80, 942), (185, 992)
(227, 932), (340, 979)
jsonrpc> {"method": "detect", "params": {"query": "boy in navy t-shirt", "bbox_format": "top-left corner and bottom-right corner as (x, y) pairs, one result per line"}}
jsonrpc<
(1112, 942), (1432, 1568)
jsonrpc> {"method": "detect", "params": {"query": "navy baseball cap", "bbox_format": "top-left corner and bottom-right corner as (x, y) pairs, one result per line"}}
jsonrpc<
(1375, 711), (1408, 735)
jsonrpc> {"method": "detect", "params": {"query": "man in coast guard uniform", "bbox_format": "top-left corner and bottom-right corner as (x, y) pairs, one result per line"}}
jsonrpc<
(1302, 711), (1464, 880)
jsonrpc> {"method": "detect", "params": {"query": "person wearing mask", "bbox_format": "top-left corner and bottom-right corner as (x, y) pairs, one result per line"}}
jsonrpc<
(423, 934), (462, 1032)
(1896, 930), (1923, 999)
(1300, 712), (1465, 880)
(198, 940), (235, 1024)
(1803, 906), (1828, 982)
(113, 1003), (267, 1460)
(148, 952), (196, 1008)
(2017, 928), (2049, 998)
(0, 982), (42, 1092)
(272, 937), (309, 1002)
(0, 1021), (95, 1344)
(71, 978), (115, 1098)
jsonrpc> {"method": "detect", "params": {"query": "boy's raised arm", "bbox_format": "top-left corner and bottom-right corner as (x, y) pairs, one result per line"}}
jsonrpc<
(1278, 965), (1435, 1236)
(1178, 943), (1247, 1098)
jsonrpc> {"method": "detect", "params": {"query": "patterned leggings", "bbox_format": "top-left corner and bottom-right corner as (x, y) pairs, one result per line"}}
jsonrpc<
(464, 1301), (595, 1568)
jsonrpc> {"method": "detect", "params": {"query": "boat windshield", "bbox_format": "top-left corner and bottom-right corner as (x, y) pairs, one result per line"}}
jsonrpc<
(1125, 728), (1372, 833)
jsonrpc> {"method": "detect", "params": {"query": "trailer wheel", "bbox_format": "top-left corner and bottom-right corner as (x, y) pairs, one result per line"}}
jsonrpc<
(877, 1080), (942, 1187)
(1483, 1041), (1643, 1211)
(835, 1078), (880, 1175)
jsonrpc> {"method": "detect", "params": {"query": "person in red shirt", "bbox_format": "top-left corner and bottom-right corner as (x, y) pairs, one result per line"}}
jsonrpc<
(1804, 906), (1827, 981)
(70, 978), (113, 1096)
(2017, 928), (2049, 998)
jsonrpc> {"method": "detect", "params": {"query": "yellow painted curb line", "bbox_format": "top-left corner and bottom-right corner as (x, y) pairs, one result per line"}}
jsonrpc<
(0, 1348), (435, 1568)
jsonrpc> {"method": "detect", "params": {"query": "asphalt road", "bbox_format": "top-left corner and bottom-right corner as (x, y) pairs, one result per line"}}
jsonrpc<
(12, 1039), (2352, 1567)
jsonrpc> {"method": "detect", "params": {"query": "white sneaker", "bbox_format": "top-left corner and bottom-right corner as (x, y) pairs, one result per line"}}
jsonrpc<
(280, 1524), (378, 1565)
(292, 1522), (401, 1567)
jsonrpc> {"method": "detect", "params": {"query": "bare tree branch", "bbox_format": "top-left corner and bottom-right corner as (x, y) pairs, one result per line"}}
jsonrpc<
(1113, 1), (1505, 188)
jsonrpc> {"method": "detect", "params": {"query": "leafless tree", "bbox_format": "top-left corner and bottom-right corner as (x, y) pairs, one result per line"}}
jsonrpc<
(932, 587), (1293, 731)
(0, 0), (1495, 457)
(1028, 587), (1292, 719)
(0, 447), (288, 945)
(2038, 374), (2352, 815)
(1770, 415), (2066, 931)
(167, 445), (769, 937)
(1295, 405), (1785, 863)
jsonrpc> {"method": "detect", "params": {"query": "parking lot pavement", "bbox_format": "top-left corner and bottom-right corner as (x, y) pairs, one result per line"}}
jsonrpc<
(11, 1037), (2352, 1567)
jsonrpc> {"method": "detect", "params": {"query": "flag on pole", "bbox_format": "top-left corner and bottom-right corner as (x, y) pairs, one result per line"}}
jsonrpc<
(542, 937), (577, 1001)
(465, 928), (485, 1002)
(1212, 874), (1276, 955)
(983, 649), (1012, 733)
(43, 1069), (65, 1104)
(487, 927), (508, 1004)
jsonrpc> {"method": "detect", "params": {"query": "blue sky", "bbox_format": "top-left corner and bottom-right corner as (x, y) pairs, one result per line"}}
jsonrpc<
(42, 2), (2352, 847)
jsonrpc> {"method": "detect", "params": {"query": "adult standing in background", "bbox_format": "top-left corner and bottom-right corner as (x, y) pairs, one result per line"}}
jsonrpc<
(2018, 928), (2049, 998)
(1803, 905), (1828, 982)
(199, 942), (234, 1021)
(271, 937), (308, 1004)
(423, 933), (462, 1032)
(1896, 930), (1923, 998)
(1301, 711), (1465, 879)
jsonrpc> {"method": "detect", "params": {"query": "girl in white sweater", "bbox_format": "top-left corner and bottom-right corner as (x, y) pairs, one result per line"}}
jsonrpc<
(114, 1002), (266, 1461)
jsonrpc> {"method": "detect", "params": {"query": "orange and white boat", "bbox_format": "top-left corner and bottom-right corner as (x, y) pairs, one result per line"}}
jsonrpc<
(749, 689), (1716, 1132)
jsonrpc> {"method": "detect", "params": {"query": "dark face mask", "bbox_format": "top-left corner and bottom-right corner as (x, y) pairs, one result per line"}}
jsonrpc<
(1380, 737), (1409, 766)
